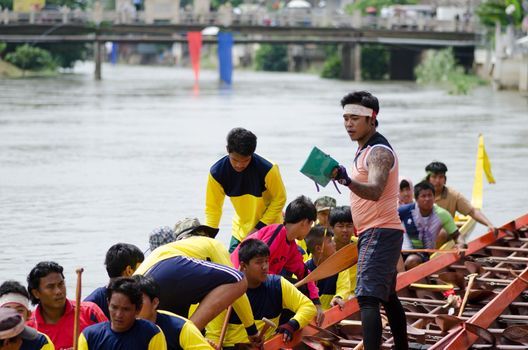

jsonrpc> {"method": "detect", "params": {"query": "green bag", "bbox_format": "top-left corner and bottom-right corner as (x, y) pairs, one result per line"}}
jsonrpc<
(300, 147), (339, 187)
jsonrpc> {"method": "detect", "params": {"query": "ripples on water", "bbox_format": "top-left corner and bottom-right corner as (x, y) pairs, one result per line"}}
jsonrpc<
(0, 62), (527, 294)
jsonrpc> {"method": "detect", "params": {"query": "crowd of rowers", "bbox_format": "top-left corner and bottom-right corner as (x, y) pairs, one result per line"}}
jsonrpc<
(0, 127), (496, 350)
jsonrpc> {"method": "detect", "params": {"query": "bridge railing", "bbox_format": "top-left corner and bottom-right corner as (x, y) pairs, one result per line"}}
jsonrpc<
(0, 7), (478, 33)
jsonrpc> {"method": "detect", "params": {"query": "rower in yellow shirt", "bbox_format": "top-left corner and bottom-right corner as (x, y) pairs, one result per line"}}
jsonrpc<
(206, 239), (316, 347)
(135, 218), (259, 341)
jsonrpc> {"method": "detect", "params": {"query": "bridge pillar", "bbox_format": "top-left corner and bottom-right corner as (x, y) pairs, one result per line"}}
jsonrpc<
(94, 40), (102, 80)
(340, 43), (361, 81)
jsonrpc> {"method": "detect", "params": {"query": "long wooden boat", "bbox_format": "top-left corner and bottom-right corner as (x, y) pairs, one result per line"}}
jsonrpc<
(264, 213), (528, 349)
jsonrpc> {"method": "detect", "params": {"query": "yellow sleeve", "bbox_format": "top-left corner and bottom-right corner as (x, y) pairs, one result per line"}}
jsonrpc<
(210, 239), (234, 266)
(335, 269), (351, 300)
(41, 333), (55, 350)
(280, 277), (317, 328)
(232, 293), (256, 330)
(78, 333), (89, 350)
(148, 328), (167, 350)
(205, 173), (226, 229)
(260, 164), (286, 225)
(181, 321), (214, 349)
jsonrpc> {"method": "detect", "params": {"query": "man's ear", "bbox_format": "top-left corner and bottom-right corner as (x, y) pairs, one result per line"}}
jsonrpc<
(239, 262), (248, 272)
(153, 297), (160, 311)
(123, 265), (135, 277)
(30, 289), (40, 303)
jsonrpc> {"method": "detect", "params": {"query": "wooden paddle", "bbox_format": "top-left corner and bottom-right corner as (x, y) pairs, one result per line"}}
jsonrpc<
(216, 305), (233, 350)
(458, 273), (478, 317)
(295, 243), (358, 288)
(73, 268), (84, 350)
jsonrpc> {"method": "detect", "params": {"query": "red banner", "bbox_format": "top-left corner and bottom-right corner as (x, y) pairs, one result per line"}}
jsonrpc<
(187, 32), (202, 83)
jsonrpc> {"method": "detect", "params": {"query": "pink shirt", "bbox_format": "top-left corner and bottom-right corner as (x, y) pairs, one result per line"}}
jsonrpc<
(350, 144), (403, 234)
(27, 299), (107, 350)
(231, 224), (320, 301)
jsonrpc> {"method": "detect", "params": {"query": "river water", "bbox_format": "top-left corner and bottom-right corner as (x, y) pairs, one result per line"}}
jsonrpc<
(0, 62), (527, 295)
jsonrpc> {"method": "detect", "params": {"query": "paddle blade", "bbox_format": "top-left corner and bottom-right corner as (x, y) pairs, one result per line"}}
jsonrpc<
(295, 243), (358, 288)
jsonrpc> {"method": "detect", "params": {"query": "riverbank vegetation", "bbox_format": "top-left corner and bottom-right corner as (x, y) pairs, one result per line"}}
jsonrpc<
(255, 44), (288, 71)
(415, 48), (484, 95)
(0, 43), (58, 77)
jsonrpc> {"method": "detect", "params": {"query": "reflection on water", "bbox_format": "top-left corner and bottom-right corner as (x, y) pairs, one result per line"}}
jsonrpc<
(0, 62), (527, 294)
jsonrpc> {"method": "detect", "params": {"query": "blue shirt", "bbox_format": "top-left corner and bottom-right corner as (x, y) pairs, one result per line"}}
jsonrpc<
(20, 333), (54, 350)
(84, 286), (109, 319)
(79, 319), (166, 350)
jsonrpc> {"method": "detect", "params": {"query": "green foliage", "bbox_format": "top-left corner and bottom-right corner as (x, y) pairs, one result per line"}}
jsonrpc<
(346, 0), (416, 14)
(0, 42), (6, 55)
(210, 0), (242, 10)
(5, 44), (57, 71)
(46, 0), (87, 9)
(37, 43), (88, 68)
(415, 48), (483, 95)
(361, 44), (389, 80)
(476, 0), (524, 28)
(255, 44), (288, 72)
(321, 54), (341, 79)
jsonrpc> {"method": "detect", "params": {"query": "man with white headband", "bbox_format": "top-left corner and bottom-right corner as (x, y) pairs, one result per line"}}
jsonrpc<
(333, 91), (408, 350)
(0, 281), (54, 350)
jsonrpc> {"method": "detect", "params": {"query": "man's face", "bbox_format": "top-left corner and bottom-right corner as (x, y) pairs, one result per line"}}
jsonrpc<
(399, 186), (413, 205)
(242, 255), (269, 285)
(1, 304), (30, 321)
(428, 173), (446, 193)
(316, 210), (330, 227)
(332, 222), (354, 245)
(416, 189), (435, 213)
(0, 337), (22, 350)
(343, 114), (372, 141)
(31, 272), (66, 310)
(228, 152), (252, 172)
(138, 294), (157, 321)
(321, 236), (336, 260)
(109, 292), (139, 333)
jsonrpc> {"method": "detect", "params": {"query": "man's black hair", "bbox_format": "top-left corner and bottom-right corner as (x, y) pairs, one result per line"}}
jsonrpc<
(131, 275), (160, 302)
(27, 261), (64, 305)
(238, 239), (270, 264)
(305, 225), (333, 255)
(414, 181), (435, 199)
(329, 206), (353, 227)
(340, 91), (380, 127)
(0, 280), (30, 299)
(399, 179), (411, 191)
(284, 195), (317, 224)
(107, 277), (143, 310)
(105, 243), (145, 278)
(226, 127), (257, 156)
(425, 161), (448, 175)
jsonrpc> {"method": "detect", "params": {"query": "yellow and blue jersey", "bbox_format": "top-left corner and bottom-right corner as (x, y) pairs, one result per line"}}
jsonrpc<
(205, 154), (286, 242)
(206, 275), (316, 347)
(134, 236), (255, 331)
(156, 310), (212, 350)
(306, 258), (352, 310)
(21, 332), (55, 350)
(78, 320), (166, 350)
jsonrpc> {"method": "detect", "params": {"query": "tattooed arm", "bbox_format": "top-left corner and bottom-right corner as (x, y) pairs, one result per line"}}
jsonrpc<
(347, 146), (394, 201)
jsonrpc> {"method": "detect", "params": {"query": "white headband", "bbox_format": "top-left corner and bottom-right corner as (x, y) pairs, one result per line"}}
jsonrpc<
(343, 104), (375, 117)
(0, 293), (30, 310)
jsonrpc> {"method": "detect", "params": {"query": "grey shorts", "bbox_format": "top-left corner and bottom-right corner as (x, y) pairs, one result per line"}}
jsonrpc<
(355, 228), (403, 302)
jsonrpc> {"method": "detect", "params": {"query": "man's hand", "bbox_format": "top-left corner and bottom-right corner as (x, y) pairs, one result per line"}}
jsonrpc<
(275, 321), (297, 343)
(315, 304), (325, 326)
(333, 165), (352, 186)
(247, 334), (264, 349)
(330, 296), (345, 310)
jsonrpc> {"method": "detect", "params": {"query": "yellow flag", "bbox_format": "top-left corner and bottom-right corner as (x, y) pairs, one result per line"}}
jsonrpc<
(482, 141), (495, 184)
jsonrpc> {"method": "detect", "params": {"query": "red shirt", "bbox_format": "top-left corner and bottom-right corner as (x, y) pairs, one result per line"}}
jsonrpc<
(26, 299), (107, 350)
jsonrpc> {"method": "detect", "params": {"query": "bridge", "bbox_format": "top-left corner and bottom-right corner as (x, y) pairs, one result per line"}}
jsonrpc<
(0, 8), (480, 80)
